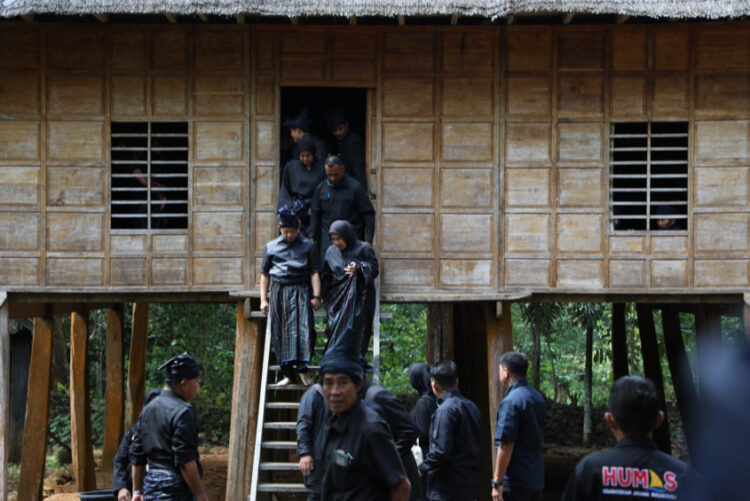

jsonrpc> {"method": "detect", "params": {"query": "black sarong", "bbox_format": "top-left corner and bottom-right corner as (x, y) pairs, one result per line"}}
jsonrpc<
(269, 281), (316, 373)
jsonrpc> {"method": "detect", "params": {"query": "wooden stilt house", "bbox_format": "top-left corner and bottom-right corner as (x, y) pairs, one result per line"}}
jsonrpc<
(1, 0), (750, 499)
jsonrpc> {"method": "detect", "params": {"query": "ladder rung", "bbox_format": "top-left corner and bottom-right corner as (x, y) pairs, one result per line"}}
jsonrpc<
(263, 422), (297, 430)
(257, 483), (309, 493)
(266, 402), (300, 409)
(259, 462), (301, 471)
(262, 441), (297, 449)
(268, 383), (310, 391)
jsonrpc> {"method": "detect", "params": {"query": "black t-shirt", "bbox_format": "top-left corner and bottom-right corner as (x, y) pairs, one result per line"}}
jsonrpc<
(562, 436), (697, 500)
(319, 399), (406, 500)
(130, 390), (202, 475)
(261, 235), (320, 285)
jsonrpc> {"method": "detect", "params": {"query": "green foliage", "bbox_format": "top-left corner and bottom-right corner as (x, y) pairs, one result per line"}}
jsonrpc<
(378, 304), (428, 395)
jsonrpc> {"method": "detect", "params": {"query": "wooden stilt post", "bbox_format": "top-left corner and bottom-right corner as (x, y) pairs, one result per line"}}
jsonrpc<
(426, 303), (454, 363)
(695, 304), (722, 348)
(611, 303), (628, 380)
(125, 303), (148, 429)
(102, 305), (124, 469)
(635, 304), (671, 454)
(18, 314), (55, 501)
(226, 300), (265, 500)
(661, 306), (698, 455)
(70, 311), (96, 491)
(486, 302), (513, 436)
(0, 292), (9, 500)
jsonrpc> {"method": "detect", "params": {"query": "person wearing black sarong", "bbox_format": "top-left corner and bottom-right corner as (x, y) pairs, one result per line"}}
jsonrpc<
(321, 220), (379, 357)
(261, 206), (322, 386)
(278, 135), (325, 235)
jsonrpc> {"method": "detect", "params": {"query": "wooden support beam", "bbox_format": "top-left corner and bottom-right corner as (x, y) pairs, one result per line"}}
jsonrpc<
(226, 304), (265, 500)
(165, 13), (177, 24)
(616, 15), (630, 24)
(70, 312), (96, 491)
(398, 15), (406, 25)
(563, 13), (575, 24)
(635, 304), (671, 454)
(93, 14), (109, 23)
(661, 306), (698, 455)
(426, 304), (454, 365)
(236, 13), (245, 24)
(486, 301), (513, 444)
(450, 13), (458, 25)
(198, 14), (209, 22)
(101, 306), (124, 469)
(0, 292), (8, 500)
(125, 303), (148, 429)
(18, 315), (54, 501)
(611, 303), (629, 380)
(695, 304), (722, 352)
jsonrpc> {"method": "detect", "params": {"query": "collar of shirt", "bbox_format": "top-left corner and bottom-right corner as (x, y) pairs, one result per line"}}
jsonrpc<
(437, 388), (462, 405)
(504, 378), (529, 397)
(162, 388), (185, 402)
(330, 399), (362, 433)
(615, 436), (657, 450)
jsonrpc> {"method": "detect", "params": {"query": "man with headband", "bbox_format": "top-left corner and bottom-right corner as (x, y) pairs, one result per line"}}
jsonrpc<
(131, 354), (207, 501)
(260, 205), (322, 386)
(316, 327), (411, 500)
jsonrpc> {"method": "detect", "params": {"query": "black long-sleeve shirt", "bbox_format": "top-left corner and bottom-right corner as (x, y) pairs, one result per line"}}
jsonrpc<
(112, 424), (137, 494)
(278, 158), (326, 209)
(296, 384), (329, 459)
(418, 389), (481, 501)
(309, 175), (375, 259)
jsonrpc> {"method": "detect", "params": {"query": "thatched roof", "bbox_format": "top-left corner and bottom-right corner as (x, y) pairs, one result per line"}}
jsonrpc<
(2, 0), (750, 19)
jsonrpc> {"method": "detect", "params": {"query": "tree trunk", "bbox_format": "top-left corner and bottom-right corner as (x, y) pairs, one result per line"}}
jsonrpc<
(583, 323), (593, 446)
(531, 323), (541, 389)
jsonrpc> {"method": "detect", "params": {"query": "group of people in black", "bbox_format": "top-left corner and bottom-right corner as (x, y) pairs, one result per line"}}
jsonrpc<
(110, 106), (704, 500)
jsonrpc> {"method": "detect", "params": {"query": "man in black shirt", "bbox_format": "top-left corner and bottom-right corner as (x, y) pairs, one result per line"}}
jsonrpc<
(418, 360), (481, 501)
(131, 354), (207, 501)
(112, 389), (161, 501)
(328, 110), (367, 190)
(562, 376), (697, 500)
(317, 327), (410, 500)
(296, 383), (330, 501)
(309, 155), (375, 261)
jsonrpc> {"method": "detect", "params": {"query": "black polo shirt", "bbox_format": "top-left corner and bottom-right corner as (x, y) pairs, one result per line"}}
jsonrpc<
(562, 436), (697, 500)
(494, 378), (545, 490)
(319, 399), (406, 500)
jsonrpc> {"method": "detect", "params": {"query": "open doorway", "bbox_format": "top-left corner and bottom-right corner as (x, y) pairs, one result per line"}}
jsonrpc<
(280, 86), (368, 178)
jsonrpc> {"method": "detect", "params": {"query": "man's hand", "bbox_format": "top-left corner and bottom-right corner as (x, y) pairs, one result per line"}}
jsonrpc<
(117, 489), (132, 501)
(260, 300), (269, 314)
(299, 455), (314, 475)
(492, 486), (503, 501)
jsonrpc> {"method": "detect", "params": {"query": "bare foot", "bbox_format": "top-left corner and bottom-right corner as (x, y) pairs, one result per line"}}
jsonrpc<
(300, 373), (311, 386)
(276, 377), (292, 387)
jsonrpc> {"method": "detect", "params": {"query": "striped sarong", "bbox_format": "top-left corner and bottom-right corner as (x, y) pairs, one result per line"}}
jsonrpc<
(143, 468), (195, 501)
(269, 281), (316, 372)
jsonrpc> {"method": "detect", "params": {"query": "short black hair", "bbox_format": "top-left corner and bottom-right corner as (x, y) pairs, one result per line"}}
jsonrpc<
(608, 376), (660, 435)
(430, 360), (458, 390)
(500, 352), (528, 378)
(325, 155), (345, 168)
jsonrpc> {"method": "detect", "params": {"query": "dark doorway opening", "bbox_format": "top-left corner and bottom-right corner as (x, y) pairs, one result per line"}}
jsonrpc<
(280, 87), (368, 168)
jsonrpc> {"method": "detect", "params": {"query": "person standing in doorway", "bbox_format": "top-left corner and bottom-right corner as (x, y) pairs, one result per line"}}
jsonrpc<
(328, 110), (367, 190)
(492, 352), (545, 501)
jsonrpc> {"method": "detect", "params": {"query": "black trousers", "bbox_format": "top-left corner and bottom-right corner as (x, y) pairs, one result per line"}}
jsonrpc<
(502, 487), (543, 501)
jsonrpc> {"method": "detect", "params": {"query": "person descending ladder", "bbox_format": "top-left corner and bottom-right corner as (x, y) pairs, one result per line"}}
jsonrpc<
(249, 281), (386, 500)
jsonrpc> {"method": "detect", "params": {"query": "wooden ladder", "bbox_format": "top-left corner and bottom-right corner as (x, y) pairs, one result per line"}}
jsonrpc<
(249, 281), (384, 500)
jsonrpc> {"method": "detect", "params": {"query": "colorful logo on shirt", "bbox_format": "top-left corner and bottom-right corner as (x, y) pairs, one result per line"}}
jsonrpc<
(602, 466), (678, 498)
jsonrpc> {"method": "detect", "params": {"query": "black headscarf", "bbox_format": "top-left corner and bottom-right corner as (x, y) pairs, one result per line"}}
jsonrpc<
(277, 205), (299, 228)
(409, 363), (433, 397)
(328, 220), (357, 249)
(319, 326), (364, 379)
(158, 353), (201, 384)
(143, 388), (162, 408)
(297, 135), (316, 158)
(283, 106), (311, 131)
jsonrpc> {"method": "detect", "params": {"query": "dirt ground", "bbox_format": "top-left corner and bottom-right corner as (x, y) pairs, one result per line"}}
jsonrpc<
(38, 453), (228, 501)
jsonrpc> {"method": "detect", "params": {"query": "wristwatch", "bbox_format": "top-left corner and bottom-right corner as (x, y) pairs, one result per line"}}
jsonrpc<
(490, 479), (503, 489)
(312, 295), (322, 300)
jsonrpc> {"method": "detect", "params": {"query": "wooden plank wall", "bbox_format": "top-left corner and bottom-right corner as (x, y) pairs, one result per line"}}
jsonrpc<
(0, 23), (749, 294)
(0, 24), (250, 291)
